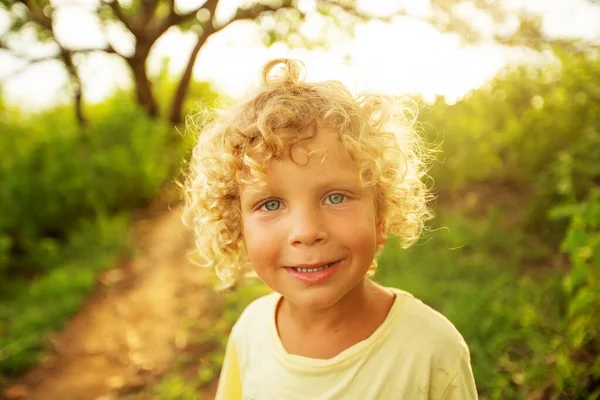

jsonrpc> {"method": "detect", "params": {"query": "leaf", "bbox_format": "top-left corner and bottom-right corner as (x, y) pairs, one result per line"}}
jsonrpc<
(594, 244), (600, 278)
(548, 203), (580, 220)
(568, 263), (589, 292)
(568, 287), (594, 318)
(562, 227), (590, 254)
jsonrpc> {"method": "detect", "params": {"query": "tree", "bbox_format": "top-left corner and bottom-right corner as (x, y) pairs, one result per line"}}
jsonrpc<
(0, 0), (537, 125)
(0, 0), (90, 125)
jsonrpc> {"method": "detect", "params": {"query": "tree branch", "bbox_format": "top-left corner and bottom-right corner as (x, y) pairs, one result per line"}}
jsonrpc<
(0, 42), (37, 60)
(167, 0), (294, 28)
(202, 0), (219, 30)
(0, 55), (59, 81)
(75, 47), (120, 54)
(168, 0), (218, 25)
(13, 0), (89, 125)
(148, 0), (218, 42)
(15, 0), (53, 30)
(141, 0), (159, 25)
(56, 47), (87, 126)
(317, 0), (397, 23)
(96, 18), (125, 58)
(169, 24), (216, 122)
(101, 0), (135, 33)
(228, 1), (294, 25)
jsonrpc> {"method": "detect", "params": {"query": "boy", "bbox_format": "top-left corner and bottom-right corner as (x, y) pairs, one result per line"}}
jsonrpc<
(183, 59), (478, 399)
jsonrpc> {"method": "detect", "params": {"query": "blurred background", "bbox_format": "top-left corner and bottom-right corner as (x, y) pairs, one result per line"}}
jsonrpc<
(1, 0), (599, 399)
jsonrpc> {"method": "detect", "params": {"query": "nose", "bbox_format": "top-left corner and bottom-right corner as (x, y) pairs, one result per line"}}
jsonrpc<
(288, 205), (328, 247)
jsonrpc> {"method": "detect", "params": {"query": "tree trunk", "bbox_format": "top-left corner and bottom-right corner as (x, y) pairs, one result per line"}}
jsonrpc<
(169, 28), (214, 124)
(128, 55), (159, 118)
(59, 49), (87, 128)
(73, 82), (86, 128)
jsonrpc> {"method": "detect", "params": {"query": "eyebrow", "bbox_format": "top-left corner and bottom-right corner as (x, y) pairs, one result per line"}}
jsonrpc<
(312, 178), (361, 193)
(243, 177), (361, 199)
(239, 166), (363, 203)
(239, 186), (272, 209)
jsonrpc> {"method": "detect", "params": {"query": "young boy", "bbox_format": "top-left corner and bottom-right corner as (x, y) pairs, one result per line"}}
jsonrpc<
(183, 59), (478, 399)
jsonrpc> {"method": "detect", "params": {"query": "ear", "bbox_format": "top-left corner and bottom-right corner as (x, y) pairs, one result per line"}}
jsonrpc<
(376, 218), (387, 246)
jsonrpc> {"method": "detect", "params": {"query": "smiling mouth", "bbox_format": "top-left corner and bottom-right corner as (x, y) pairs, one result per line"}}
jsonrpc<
(288, 261), (339, 273)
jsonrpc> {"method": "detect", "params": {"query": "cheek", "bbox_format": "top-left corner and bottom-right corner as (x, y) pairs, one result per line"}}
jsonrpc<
(351, 224), (378, 252)
(242, 218), (284, 290)
(242, 217), (280, 266)
(336, 208), (378, 251)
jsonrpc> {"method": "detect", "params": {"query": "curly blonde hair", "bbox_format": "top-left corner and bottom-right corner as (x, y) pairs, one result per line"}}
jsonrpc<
(182, 59), (433, 287)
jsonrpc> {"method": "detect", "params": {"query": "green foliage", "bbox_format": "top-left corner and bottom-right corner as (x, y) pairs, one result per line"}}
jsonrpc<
(408, 46), (600, 398)
(153, 58), (222, 120)
(549, 188), (600, 396)
(0, 94), (183, 278)
(0, 92), (194, 378)
(152, 375), (203, 400)
(374, 211), (565, 399)
(420, 50), (600, 244)
(2, 27), (598, 399)
(0, 213), (130, 375)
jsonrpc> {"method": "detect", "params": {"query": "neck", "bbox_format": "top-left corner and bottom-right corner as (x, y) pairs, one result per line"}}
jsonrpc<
(280, 278), (383, 334)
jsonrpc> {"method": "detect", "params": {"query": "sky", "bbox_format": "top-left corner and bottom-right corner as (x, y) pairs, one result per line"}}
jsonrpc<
(0, 0), (599, 108)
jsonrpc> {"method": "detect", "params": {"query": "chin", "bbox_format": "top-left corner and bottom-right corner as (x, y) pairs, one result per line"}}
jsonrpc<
(284, 285), (350, 311)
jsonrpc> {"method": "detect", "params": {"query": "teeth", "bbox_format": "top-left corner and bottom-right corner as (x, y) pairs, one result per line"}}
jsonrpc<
(295, 262), (333, 273)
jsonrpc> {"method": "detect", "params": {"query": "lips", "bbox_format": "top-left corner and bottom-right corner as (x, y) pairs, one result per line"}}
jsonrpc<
(284, 259), (342, 284)
(290, 261), (337, 273)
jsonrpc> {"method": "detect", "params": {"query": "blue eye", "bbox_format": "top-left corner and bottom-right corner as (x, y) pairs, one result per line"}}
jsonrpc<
(261, 200), (281, 211)
(325, 193), (346, 205)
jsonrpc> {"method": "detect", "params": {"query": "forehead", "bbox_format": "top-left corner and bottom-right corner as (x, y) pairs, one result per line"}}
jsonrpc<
(287, 128), (355, 167)
(240, 129), (360, 193)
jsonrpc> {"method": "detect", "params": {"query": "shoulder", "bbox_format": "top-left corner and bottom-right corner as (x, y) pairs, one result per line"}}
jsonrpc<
(387, 289), (477, 397)
(389, 288), (470, 359)
(227, 291), (280, 371)
(230, 291), (279, 339)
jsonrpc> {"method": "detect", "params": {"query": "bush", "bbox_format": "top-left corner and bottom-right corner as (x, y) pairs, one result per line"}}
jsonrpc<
(0, 94), (184, 279)
(374, 211), (566, 399)
(419, 50), (600, 245)
(408, 46), (600, 398)
(0, 213), (130, 375)
(549, 187), (600, 396)
(0, 83), (220, 377)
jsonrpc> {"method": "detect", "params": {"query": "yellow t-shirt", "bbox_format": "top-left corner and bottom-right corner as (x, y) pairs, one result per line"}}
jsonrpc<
(215, 288), (478, 400)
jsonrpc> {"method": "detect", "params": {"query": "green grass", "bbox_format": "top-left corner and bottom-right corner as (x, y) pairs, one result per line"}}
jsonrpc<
(374, 209), (565, 399)
(0, 214), (132, 381)
(152, 375), (204, 400)
(0, 95), (193, 384)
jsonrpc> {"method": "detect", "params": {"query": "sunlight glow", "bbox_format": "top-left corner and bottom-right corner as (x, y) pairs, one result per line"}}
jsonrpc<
(0, 0), (597, 108)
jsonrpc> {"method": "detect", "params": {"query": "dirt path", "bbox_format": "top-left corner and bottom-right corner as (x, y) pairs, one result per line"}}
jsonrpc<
(3, 207), (216, 400)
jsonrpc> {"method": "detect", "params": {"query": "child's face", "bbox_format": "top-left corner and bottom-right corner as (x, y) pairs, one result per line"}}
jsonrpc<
(239, 129), (387, 311)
